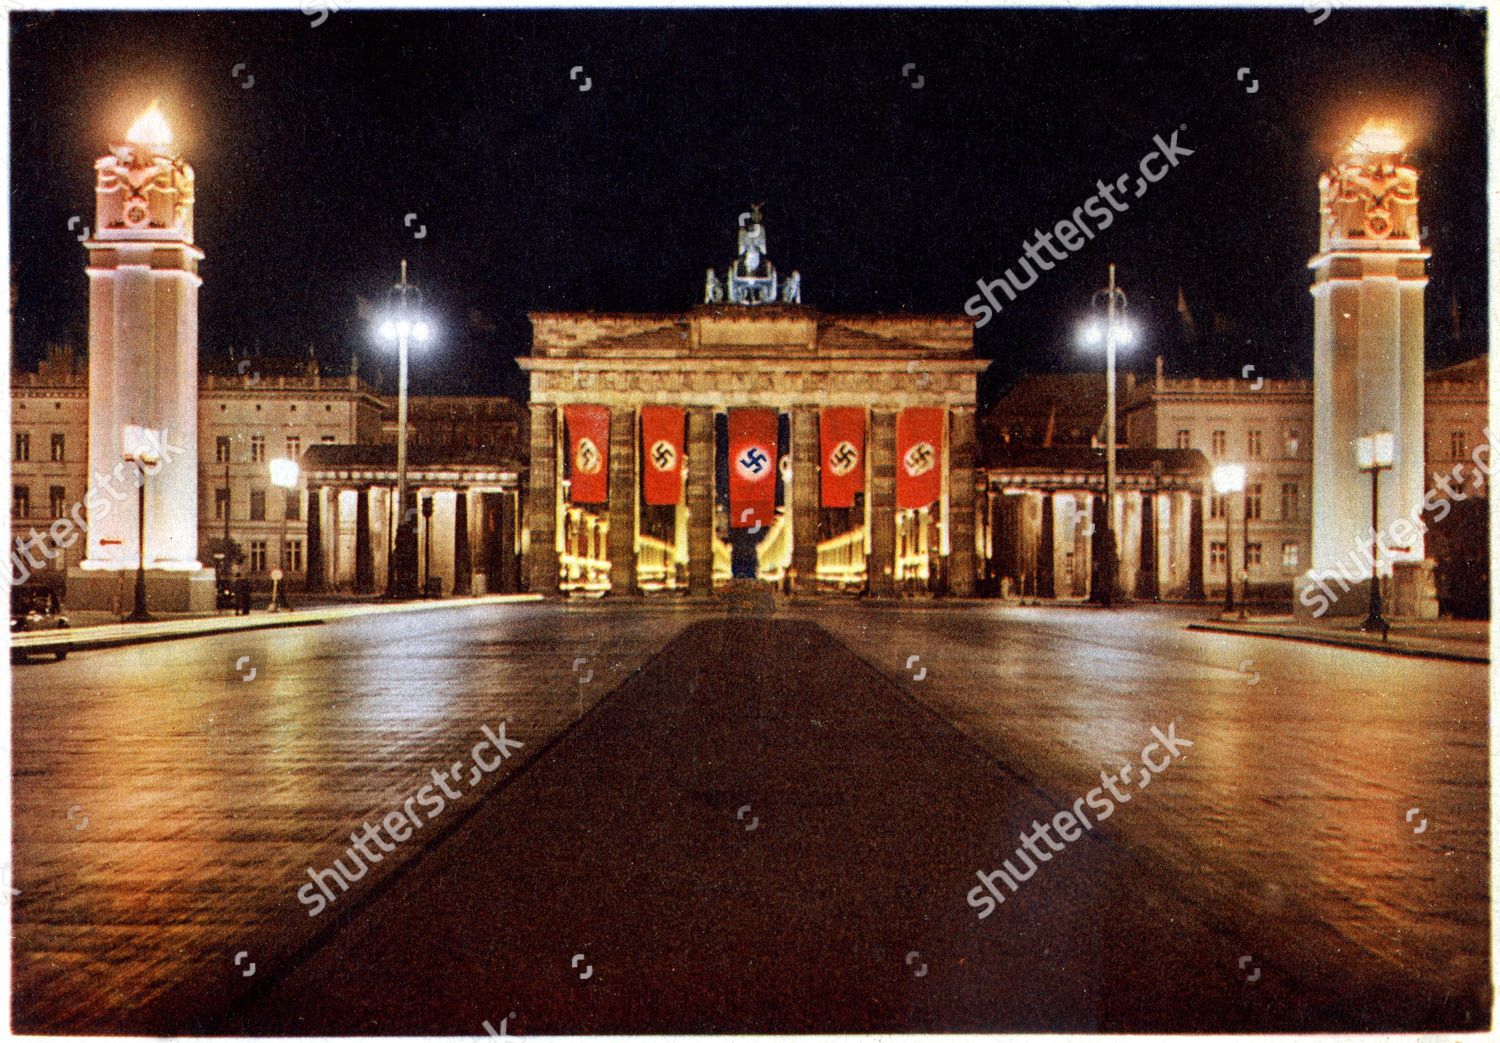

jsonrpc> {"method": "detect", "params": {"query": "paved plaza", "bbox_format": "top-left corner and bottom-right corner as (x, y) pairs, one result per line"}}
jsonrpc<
(10, 599), (1489, 1033)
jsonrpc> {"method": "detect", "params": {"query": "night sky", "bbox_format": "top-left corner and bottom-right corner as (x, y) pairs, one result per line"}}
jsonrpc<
(9, 7), (1488, 406)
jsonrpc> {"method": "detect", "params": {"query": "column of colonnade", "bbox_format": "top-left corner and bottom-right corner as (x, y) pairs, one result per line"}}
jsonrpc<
(606, 407), (638, 595)
(686, 407), (715, 596)
(526, 404), (560, 595)
(948, 406), (977, 597)
(790, 409), (819, 588)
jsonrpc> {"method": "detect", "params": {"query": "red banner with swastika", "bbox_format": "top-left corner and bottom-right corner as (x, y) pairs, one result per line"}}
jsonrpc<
(640, 406), (685, 506)
(564, 404), (610, 504)
(728, 409), (777, 529)
(896, 408), (944, 510)
(820, 407), (866, 508)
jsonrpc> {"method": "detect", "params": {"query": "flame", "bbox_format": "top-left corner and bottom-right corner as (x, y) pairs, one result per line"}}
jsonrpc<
(125, 100), (173, 150)
(1349, 119), (1405, 157)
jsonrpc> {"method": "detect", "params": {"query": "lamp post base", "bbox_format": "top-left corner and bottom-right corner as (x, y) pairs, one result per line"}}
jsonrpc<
(385, 522), (421, 600)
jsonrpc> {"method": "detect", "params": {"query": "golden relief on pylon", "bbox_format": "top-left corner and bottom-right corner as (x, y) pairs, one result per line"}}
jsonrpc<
(1318, 120), (1420, 249)
(94, 101), (195, 239)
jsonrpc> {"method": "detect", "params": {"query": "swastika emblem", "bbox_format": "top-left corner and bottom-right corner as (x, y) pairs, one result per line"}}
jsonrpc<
(902, 441), (936, 477)
(650, 439), (678, 472)
(574, 437), (603, 475)
(736, 445), (772, 481)
(828, 440), (860, 477)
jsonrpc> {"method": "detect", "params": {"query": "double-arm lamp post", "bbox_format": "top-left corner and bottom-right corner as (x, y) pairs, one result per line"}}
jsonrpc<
(1078, 264), (1136, 607)
(375, 260), (432, 600)
(1356, 432), (1395, 635)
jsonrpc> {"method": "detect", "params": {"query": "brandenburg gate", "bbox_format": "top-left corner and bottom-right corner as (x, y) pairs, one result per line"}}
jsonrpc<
(518, 208), (989, 597)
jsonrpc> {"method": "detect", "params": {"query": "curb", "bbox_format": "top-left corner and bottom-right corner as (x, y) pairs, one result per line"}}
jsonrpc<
(11, 594), (544, 658)
(1185, 621), (1489, 664)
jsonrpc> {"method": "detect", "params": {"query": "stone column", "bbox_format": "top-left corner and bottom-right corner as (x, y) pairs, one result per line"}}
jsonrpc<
(686, 407), (715, 597)
(1188, 487), (1206, 601)
(305, 484), (324, 592)
(994, 491), (1018, 595)
(526, 404), (560, 595)
(606, 405), (638, 595)
(791, 408), (819, 592)
(1037, 492), (1056, 599)
(1137, 490), (1159, 601)
(868, 409), (898, 597)
(354, 486), (374, 594)
(948, 406), (977, 597)
(453, 488), (472, 596)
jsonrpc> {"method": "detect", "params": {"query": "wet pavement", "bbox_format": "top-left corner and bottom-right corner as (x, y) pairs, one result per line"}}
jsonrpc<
(10, 599), (1490, 1033)
(792, 602), (1490, 1027)
(11, 599), (695, 1033)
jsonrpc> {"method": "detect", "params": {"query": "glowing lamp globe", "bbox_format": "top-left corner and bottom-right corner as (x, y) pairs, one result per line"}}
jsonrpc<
(1212, 463), (1246, 495)
(1356, 432), (1395, 471)
(121, 424), (162, 466)
(269, 457), (301, 490)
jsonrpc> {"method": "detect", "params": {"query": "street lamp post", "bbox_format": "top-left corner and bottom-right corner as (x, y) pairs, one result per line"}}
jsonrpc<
(1079, 264), (1135, 608)
(422, 494), (434, 596)
(269, 456), (300, 611)
(122, 425), (160, 623)
(1356, 432), (1395, 635)
(1240, 488), (1251, 620)
(376, 260), (432, 599)
(1212, 464), (1246, 616)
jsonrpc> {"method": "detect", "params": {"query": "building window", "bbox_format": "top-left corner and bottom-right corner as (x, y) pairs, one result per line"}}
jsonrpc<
(1175, 429), (1191, 450)
(1211, 429), (1227, 457)
(321, 434), (336, 444)
(249, 488), (267, 521)
(1210, 493), (1226, 520)
(284, 490), (301, 521)
(49, 486), (67, 518)
(214, 487), (230, 521)
(1247, 429), (1262, 458)
(1450, 430), (1468, 460)
(286, 435), (301, 459)
(49, 433), (65, 462)
(1281, 482), (1299, 521)
(12, 485), (29, 518)
(1285, 428), (1301, 458)
(1210, 540), (1227, 572)
(285, 539), (304, 573)
(1282, 541), (1300, 570)
(1246, 483), (1262, 520)
(250, 435), (266, 462)
(249, 539), (268, 573)
(1246, 542), (1263, 568)
(216, 436), (232, 463)
(14, 433), (29, 462)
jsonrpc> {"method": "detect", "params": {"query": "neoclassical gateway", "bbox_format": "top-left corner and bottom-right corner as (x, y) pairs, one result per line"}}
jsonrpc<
(518, 207), (989, 597)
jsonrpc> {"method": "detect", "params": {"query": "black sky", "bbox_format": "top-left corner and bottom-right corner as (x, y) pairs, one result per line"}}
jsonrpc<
(9, 6), (1488, 406)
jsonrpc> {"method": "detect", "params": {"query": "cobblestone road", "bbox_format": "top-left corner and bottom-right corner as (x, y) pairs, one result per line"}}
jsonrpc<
(10, 600), (1489, 1032)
